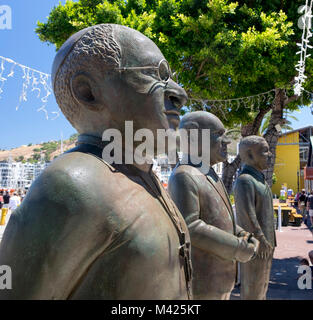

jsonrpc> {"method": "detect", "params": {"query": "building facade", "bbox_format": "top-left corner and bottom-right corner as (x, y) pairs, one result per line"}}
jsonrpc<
(272, 126), (313, 196)
(0, 161), (49, 190)
(152, 153), (236, 188)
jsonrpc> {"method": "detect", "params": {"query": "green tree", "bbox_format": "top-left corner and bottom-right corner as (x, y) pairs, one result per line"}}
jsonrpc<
(259, 108), (300, 135)
(69, 133), (79, 142)
(272, 172), (277, 185)
(32, 153), (41, 161)
(14, 155), (24, 162)
(36, 0), (313, 190)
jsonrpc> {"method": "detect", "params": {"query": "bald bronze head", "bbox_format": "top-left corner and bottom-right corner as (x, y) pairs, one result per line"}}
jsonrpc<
(179, 111), (230, 166)
(52, 24), (187, 141)
(239, 135), (271, 171)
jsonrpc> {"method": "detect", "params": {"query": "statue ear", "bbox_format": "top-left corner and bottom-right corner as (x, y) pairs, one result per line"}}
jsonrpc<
(247, 149), (254, 161)
(70, 72), (103, 111)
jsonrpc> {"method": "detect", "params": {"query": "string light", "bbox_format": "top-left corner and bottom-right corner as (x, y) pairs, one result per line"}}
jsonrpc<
(0, 55), (59, 120)
(189, 89), (276, 120)
(294, 0), (313, 96)
(0, 53), (312, 122)
(189, 88), (313, 121)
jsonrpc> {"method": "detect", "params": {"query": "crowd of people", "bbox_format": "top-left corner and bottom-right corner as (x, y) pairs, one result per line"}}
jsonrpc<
(0, 189), (26, 214)
(292, 189), (313, 271)
(294, 189), (313, 228)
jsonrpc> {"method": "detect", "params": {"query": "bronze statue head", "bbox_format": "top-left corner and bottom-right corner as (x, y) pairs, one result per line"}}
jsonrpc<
(52, 24), (187, 146)
(179, 111), (230, 166)
(239, 135), (271, 171)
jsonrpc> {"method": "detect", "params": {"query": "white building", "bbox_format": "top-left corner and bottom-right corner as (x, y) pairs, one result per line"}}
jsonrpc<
(153, 154), (236, 186)
(212, 155), (236, 179)
(0, 161), (49, 189)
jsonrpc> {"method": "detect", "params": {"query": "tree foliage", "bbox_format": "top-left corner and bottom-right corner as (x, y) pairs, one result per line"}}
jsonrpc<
(36, 0), (313, 127)
(259, 108), (300, 135)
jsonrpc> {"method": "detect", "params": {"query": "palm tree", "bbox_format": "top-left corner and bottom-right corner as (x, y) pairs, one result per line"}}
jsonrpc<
(259, 109), (300, 135)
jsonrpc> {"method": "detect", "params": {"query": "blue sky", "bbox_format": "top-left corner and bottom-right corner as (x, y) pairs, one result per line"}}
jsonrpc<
(0, 0), (312, 150)
(0, 0), (75, 150)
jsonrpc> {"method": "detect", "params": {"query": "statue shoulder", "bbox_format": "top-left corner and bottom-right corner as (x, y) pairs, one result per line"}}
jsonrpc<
(234, 173), (255, 190)
(170, 165), (202, 187)
(27, 151), (120, 211)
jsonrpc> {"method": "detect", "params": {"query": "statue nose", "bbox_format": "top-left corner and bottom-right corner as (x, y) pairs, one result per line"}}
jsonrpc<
(164, 79), (188, 110)
(223, 136), (231, 145)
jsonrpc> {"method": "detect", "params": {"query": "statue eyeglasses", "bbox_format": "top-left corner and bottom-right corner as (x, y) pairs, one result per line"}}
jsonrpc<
(115, 59), (176, 84)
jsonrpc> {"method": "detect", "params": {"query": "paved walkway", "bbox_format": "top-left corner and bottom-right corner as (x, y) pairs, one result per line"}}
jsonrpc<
(232, 223), (313, 300)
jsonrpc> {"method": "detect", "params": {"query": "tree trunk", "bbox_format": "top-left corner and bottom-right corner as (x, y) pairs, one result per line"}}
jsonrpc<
(222, 154), (241, 193)
(222, 105), (272, 193)
(223, 88), (300, 193)
(263, 89), (288, 187)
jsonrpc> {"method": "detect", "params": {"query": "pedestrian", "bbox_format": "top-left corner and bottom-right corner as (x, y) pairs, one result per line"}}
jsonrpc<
(0, 191), (3, 209)
(3, 191), (10, 209)
(294, 192), (300, 212)
(309, 250), (313, 266)
(20, 190), (26, 202)
(8, 193), (21, 212)
(307, 191), (313, 229)
(299, 189), (307, 220)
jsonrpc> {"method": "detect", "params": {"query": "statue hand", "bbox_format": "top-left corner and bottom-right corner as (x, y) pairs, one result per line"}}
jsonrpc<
(235, 236), (259, 263)
(257, 235), (273, 259)
(238, 232), (260, 255)
(247, 235), (259, 254)
(237, 230), (250, 240)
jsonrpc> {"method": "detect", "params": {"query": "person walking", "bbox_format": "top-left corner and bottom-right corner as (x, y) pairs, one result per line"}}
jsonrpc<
(294, 192), (300, 213)
(0, 191), (3, 209)
(3, 191), (10, 209)
(307, 191), (313, 229)
(299, 190), (307, 221)
(8, 193), (21, 212)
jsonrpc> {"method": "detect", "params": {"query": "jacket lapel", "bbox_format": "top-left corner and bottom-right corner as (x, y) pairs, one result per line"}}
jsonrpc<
(205, 172), (236, 234)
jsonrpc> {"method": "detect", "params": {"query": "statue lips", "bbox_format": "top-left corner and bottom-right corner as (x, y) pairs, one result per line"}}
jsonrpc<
(164, 110), (180, 129)
(164, 97), (181, 129)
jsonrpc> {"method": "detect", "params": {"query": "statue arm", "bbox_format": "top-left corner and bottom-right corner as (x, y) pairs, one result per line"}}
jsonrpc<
(235, 224), (245, 236)
(234, 177), (272, 258)
(0, 165), (116, 299)
(234, 177), (265, 238)
(168, 172), (256, 263)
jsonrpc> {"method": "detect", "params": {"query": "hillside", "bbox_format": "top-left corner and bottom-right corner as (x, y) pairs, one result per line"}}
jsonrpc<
(0, 131), (240, 163)
(0, 133), (78, 163)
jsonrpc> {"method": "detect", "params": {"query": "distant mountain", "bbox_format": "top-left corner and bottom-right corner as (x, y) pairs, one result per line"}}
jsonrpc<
(0, 133), (78, 163)
(0, 131), (239, 164)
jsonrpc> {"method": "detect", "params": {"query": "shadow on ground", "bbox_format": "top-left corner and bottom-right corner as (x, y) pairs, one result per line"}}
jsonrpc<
(231, 257), (313, 300)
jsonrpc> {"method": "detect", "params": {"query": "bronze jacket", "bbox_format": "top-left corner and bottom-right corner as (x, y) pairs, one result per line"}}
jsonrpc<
(0, 140), (192, 300)
(168, 163), (245, 299)
(234, 164), (277, 248)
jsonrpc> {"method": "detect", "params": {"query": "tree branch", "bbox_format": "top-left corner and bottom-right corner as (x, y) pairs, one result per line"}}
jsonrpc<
(196, 58), (208, 80)
(284, 94), (300, 106)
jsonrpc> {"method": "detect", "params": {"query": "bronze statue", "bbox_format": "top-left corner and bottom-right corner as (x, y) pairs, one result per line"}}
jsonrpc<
(234, 135), (277, 300)
(168, 111), (259, 300)
(0, 24), (193, 299)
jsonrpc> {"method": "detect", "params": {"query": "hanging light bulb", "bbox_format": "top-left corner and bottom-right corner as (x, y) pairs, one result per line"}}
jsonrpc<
(0, 55), (58, 120)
